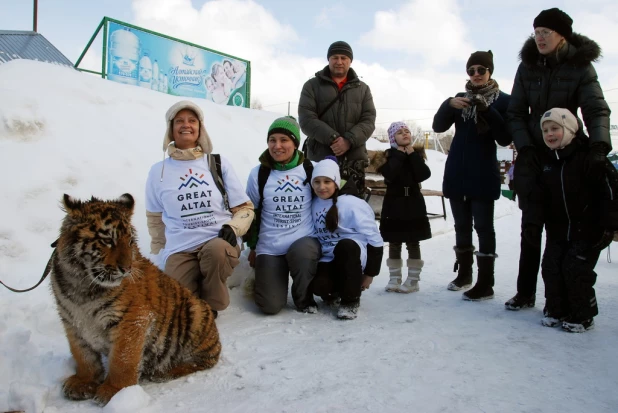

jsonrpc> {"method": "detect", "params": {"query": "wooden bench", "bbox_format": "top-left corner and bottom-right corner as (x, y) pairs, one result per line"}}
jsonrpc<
(365, 176), (447, 220)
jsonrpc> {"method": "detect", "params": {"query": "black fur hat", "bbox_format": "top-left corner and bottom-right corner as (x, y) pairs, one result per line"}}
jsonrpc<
(533, 8), (573, 39)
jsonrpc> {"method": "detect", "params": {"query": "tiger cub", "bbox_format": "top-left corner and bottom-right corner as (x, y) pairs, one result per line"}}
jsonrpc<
(50, 193), (221, 406)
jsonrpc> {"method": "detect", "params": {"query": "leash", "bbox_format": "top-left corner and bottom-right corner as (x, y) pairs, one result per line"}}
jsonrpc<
(0, 240), (57, 293)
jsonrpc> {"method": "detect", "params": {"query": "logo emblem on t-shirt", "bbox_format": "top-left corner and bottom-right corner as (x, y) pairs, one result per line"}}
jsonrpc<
(271, 174), (307, 228)
(178, 168), (210, 189)
(315, 208), (327, 225)
(176, 168), (215, 228)
(275, 175), (303, 192)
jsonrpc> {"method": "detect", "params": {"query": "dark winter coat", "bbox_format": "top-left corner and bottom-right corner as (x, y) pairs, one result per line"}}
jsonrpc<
(375, 148), (432, 243)
(541, 138), (618, 243)
(298, 66), (376, 163)
(433, 91), (512, 201)
(507, 33), (612, 151)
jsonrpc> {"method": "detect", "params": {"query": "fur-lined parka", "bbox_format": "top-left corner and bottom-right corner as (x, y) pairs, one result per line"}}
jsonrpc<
(507, 33), (612, 151)
(374, 147), (432, 243)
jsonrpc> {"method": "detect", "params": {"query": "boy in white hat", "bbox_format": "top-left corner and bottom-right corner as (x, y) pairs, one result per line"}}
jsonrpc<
(309, 156), (384, 319)
(537, 108), (618, 332)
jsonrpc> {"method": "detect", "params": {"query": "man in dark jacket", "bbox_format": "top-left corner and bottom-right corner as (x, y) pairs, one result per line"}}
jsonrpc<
(505, 8), (612, 311)
(298, 41), (376, 196)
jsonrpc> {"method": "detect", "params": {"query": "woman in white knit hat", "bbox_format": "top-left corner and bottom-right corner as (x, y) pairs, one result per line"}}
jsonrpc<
(310, 156), (384, 320)
(145, 100), (255, 317)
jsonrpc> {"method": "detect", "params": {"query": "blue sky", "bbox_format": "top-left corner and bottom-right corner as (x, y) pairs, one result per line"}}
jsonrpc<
(2, 0), (617, 130)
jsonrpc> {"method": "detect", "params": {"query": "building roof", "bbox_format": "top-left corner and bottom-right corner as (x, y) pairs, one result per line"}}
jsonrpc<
(0, 30), (74, 68)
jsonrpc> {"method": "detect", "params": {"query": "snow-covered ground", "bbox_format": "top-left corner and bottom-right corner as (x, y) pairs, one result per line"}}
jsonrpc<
(1, 60), (617, 413)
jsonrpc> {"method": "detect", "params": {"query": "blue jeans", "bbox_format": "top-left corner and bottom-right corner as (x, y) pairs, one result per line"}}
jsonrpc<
(449, 198), (496, 254)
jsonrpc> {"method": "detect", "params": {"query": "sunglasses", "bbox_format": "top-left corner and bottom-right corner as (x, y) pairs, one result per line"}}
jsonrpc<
(467, 67), (488, 76)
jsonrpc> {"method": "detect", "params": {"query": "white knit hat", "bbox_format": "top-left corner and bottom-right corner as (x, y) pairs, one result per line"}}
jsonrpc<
(312, 156), (341, 188)
(540, 108), (579, 149)
(163, 100), (213, 153)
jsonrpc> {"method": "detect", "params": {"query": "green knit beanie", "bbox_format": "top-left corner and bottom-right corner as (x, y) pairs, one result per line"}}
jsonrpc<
(267, 116), (301, 148)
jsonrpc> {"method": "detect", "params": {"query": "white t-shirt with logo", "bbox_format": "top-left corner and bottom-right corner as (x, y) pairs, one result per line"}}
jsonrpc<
(246, 164), (315, 256)
(145, 155), (250, 267)
(312, 194), (383, 270)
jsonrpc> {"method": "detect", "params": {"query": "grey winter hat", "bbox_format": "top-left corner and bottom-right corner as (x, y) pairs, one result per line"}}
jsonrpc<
(163, 100), (213, 153)
(327, 41), (353, 61)
(541, 108), (579, 149)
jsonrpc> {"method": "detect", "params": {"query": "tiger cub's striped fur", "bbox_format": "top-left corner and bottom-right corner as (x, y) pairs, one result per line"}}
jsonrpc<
(51, 193), (221, 406)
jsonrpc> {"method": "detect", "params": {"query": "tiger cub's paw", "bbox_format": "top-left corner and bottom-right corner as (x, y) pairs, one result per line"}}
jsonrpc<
(93, 382), (121, 406)
(62, 375), (100, 400)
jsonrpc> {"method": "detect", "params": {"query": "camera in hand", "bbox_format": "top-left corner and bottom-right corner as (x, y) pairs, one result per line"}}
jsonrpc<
(470, 94), (488, 112)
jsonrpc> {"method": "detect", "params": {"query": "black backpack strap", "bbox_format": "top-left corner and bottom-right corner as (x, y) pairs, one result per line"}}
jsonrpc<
(257, 165), (270, 210)
(318, 93), (340, 119)
(301, 159), (315, 197)
(208, 154), (229, 210)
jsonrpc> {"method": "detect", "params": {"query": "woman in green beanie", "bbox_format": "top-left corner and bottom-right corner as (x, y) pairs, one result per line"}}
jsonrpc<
(245, 116), (321, 315)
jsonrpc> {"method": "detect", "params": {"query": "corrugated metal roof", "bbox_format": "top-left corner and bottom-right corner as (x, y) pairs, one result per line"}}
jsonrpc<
(0, 30), (74, 68)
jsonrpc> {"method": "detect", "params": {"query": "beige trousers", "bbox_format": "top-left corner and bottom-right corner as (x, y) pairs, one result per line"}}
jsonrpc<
(164, 237), (240, 311)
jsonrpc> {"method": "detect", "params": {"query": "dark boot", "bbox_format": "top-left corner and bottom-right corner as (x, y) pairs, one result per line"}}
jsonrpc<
(463, 253), (495, 301)
(505, 293), (535, 311)
(448, 246), (474, 291)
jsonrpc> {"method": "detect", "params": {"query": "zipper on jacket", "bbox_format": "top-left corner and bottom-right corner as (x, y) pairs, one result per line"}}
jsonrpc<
(607, 176), (615, 200)
(560, 163), (571, 241)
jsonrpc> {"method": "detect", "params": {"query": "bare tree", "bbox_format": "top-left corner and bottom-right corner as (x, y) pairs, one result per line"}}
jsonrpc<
(251, 99), (264, 110)
(374, 126), (389, 142)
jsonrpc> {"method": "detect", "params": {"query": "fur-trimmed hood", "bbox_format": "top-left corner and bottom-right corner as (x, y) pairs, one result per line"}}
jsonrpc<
(519, 32), (602, 68)
(370, 145), (426, 173)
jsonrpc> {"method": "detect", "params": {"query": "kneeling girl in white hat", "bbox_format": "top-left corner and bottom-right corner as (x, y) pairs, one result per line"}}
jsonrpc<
(309, 156), (384, 319)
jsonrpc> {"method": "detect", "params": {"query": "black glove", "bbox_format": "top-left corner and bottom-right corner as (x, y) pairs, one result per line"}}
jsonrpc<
(523, 224), (542, 248)
(518, 146), (541, 176)
(218, 225), (237, 247)
(588, 230), (615, 252)
(585, 142), (610, 178)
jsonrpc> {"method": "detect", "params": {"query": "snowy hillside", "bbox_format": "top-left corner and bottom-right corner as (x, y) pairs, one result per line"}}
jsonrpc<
(1, 60), (617, 413)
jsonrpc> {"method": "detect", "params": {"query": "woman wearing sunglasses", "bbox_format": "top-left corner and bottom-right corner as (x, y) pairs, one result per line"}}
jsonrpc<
(433, 51), (512, 301)
(505, 8), (612, 312)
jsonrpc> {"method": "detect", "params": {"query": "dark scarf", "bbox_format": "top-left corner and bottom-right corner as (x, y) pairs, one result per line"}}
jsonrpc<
(461, 79), (500, 130)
